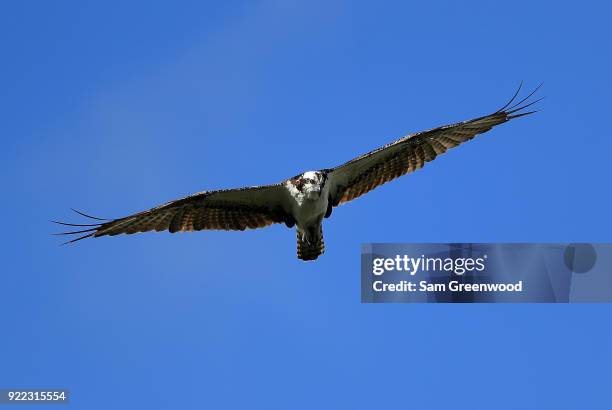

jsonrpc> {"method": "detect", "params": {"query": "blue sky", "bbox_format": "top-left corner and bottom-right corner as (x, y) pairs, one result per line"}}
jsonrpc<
(1, 1), (611, 409)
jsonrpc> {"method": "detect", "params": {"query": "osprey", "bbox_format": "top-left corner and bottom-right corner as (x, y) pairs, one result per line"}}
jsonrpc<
(55, 85), (540, 261)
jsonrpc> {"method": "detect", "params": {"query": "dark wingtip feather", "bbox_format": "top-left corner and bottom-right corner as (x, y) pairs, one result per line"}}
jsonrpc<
(52, 227), (99, 236)
(60, 232), (97, 245)
(51, 220), (101, 227)
(506, 96), (544, 116)
(500, 83), (543, 119)
(508, 110), (537, 119)
(52, 209), (108, 244)
(496, 81), (524, 113)
(70, 208), (110, 221)
(506, 83), (544, 112)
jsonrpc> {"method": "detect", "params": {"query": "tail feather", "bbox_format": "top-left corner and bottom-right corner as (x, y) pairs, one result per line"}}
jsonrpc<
(297, 225), (325, 261)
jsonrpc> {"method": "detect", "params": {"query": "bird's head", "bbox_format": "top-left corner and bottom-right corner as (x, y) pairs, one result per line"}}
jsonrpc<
(298, 171), (326, 199)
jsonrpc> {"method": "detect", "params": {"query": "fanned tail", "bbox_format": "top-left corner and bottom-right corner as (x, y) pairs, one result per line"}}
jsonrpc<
(297, 224), (325, 261)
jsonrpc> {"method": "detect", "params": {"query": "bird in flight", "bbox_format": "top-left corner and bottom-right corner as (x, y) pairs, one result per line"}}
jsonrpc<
(54, 84), (541, 261)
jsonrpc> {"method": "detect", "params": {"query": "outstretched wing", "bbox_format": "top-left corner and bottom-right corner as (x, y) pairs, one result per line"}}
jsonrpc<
(327, 84), (541, 206)
(54, 183), (294, 243)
